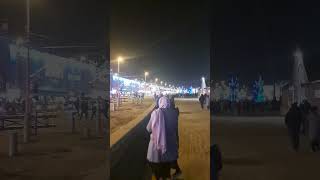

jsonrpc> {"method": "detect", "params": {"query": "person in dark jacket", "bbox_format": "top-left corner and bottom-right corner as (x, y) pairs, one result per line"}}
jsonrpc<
(300, 100), (311, 135)
(285, 103), (302, 151)
(199, 94), (205, 109)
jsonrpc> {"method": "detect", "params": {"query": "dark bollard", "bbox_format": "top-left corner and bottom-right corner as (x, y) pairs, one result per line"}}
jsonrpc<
(72, 112), (76, 133)
(9, 132), (18, 157)
(95, 113), (100, 137)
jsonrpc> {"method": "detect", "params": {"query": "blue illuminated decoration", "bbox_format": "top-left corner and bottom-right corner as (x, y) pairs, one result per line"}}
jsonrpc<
(252, 75), (265, 103)
(228, 74), (239, 102)
(188, 86), (193, 94)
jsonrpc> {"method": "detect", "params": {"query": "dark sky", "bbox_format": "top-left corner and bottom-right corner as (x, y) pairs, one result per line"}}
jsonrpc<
(212, 0), (320, 84)
(1, 0), (107, 56)
(111, 0), (210, 87)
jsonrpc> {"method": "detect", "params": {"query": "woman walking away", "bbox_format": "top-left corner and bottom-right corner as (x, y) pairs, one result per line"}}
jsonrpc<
(147, 96), (181, 180)
(307, 106), (320, 152)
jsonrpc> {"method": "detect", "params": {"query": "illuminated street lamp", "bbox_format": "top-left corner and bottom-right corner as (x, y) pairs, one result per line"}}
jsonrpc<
(155, 78), (158, 83)
(144, 71), (149, 82)
(160, 81), (163, 85)
(165, 82), (167, 86)
(117, 56), (123, 74)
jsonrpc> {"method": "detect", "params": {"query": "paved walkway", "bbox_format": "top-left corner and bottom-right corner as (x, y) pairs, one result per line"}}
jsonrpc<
(212, 116), (320, 180)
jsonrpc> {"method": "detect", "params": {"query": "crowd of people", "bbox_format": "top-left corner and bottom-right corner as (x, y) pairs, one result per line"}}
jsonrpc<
(132, 92), (145, 104)
(0, 97), (25, 115)
(0, 93), (109, 121)
(211, 98), (281, 115)
(146, 95), (182, 180)
(285, 100), (320, 152)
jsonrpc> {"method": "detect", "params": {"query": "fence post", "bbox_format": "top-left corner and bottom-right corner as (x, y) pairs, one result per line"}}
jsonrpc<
(9, 131), (18, 157)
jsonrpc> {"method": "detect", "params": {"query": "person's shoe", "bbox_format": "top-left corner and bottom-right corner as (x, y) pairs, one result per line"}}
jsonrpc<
(172, 170), (182, 179)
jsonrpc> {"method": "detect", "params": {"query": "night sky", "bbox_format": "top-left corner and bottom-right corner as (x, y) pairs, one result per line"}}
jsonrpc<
(0, 0), (108, 57)
(111, 0), (210, 87)
(212, 0), (320, 84)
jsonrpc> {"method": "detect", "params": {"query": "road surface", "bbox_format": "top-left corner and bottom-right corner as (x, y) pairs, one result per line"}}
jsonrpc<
(212, 116), (320, 180)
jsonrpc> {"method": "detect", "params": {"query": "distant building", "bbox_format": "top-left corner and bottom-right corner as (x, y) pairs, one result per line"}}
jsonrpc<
(281, 47), (320, 114)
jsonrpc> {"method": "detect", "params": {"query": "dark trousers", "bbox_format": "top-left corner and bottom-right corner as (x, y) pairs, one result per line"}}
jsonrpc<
(200, 103), (204, 109)
(171, 160), (181, 172)
(288, 128), (300, 151)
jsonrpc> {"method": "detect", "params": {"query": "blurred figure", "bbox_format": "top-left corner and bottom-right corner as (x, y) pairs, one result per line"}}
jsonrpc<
(90, 101), (97, 121)
(0, 101), (6, 115)
(307, 106), (320, 152)
(74, 97), (80, 115)
(211, 144), (222, 180)
(205, 94), (210, 110)
(199, 94), (205, 109)
(79, 93), (89, 120)
(285, 103), (302, 151)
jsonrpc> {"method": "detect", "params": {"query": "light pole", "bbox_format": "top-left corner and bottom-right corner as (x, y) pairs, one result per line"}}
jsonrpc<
(144, 71), (149, 82)
(117, 56), (123, 74)
(24, 0), (31, 143)
(160, 81), (163, 86)
(155, 78), (158, 84)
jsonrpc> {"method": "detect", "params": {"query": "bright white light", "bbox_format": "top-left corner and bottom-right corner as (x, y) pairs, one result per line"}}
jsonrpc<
(118, 56), (123, 63)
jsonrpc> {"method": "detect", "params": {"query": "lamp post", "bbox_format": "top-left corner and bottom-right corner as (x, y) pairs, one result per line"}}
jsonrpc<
(144, 71), (149, 82)
(117, 56), (123, 74)
(24, 0), (31, 143)
(155, 78), (158, 84)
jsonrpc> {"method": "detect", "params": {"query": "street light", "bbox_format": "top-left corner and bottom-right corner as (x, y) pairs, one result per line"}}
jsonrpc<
(144, 71), (149, 82)
(155, 78), (158, 83)
(117, 56), (123, 74)
(165, 82), (167, 86)
(160, 81), (163, 85)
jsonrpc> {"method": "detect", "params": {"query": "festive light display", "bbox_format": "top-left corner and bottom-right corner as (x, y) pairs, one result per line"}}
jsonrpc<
(252, 76), (265, 103)
(228, 75), (239, 102)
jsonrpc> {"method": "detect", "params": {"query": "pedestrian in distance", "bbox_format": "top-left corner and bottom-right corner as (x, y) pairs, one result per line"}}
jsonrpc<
(90, 101), (97, 121)
(199, 94), (205, 110)
(285, 103), (302, 151)
(79, 93), (89, 121)
(205, 93), (210, 110)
